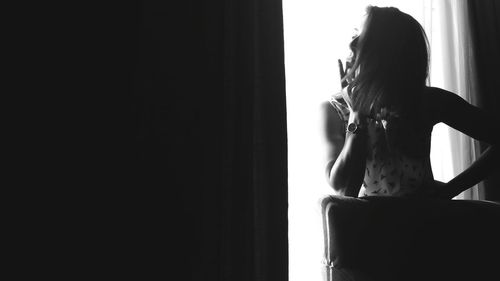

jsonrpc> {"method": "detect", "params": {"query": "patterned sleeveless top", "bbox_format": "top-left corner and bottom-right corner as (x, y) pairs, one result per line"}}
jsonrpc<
(329, 93), (435, 197)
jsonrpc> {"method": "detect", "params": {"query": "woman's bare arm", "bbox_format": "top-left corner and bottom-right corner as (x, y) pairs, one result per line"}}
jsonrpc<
(430, 87), (500, 198)
(322, 101), (367, 196)
(321, 101), (344, 181)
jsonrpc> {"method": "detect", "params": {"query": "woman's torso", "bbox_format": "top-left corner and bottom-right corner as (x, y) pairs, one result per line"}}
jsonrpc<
(330, 87), (436, 197)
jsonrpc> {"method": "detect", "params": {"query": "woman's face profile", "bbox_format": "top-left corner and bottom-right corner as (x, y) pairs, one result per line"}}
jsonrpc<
(346, 14), (367, 67)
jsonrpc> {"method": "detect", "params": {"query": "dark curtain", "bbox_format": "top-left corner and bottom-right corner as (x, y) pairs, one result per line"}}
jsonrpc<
(97, 0), (288, 280)
(467, 0), (500, 202)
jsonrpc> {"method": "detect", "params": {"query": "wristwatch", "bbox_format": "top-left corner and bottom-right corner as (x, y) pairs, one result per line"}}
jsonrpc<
(346, 122), (365, 134)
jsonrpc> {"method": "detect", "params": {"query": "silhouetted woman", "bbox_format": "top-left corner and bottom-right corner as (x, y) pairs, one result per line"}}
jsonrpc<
(323, 6), (499, 198)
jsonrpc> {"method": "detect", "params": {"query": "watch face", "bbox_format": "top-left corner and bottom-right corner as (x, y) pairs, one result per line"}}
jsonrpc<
(347, 123), (357, 133)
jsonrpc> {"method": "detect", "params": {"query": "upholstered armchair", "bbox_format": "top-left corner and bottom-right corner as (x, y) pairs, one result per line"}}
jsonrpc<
(321, 195), (500, 281)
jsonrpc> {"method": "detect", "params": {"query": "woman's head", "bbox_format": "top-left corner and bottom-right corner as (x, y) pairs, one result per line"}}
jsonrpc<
(345, 6), (429, 115)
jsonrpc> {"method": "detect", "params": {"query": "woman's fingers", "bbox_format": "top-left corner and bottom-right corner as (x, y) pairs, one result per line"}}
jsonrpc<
(338, 59), (345, 78)
(338, 59), (348, 88)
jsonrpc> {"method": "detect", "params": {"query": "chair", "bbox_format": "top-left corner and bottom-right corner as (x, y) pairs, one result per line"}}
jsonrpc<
(321, 195), (500, 281)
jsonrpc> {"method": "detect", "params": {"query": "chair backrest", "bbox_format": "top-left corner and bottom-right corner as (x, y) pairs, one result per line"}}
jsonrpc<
(321, 195), (500, 281)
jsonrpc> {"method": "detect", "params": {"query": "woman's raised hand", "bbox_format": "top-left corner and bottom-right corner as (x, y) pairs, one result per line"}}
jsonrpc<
(338, 59), (354, 111)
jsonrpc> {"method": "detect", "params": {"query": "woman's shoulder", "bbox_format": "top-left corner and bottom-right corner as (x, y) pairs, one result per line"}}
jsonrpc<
(422, 86), (457, 124)
(424, 86), (453, 99)
(423, 86), (474, 117)
(424, 86), (470, 106)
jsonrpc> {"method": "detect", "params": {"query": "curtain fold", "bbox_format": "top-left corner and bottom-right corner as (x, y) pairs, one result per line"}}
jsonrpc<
(467, 0), (500, 202)
(129, 0), (288, 280)
(217, 0), (289, 279)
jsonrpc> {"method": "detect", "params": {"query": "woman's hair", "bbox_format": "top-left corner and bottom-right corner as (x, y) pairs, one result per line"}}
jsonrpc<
(344, 6), (430, 116)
